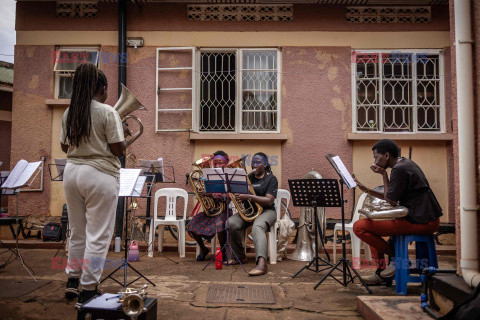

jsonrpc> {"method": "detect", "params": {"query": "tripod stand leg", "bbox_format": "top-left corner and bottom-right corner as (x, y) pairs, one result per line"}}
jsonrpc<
(314, 208), (330, 262)
(313, 260), (342, 290)
(127, 262), (156, 287)
(15, 249), (37, 282)
(292, 259), (316, 278)
(344, 260), (372, 294)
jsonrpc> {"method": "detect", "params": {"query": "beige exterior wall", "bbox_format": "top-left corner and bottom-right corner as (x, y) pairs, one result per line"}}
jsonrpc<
(17, 31), (450, 49)
(352, 141), (450, 222)
(50, 107), (67, 216)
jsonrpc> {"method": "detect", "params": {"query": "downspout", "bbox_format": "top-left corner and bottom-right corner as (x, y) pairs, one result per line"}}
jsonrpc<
(115, 0), (127, 239)
(454, 0), (480, 288)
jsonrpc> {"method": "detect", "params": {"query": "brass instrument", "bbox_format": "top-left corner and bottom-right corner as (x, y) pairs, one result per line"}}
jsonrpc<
(289, 170), (325, 261)
(227, 157), (263, 222)
(358, 186), (408, 220)
(119, 285), (148, 320)
(114, 84), (146, 148)
(188, 156), (225, 217)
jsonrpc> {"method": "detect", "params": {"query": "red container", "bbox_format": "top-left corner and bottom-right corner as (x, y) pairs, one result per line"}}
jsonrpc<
(215, 247), (222, 270)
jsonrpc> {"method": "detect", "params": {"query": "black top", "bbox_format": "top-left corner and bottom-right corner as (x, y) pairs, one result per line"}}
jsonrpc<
(386, 158), (443, 224)
(249, 172), (278, 211)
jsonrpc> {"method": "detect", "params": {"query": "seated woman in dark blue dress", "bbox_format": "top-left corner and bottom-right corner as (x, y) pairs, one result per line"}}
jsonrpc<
(187, 151), (229, 261)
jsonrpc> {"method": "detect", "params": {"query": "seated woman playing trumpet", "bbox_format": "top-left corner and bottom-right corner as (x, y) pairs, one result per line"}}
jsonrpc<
(187, 151), (229, 261)
(228, 152), (278, 276)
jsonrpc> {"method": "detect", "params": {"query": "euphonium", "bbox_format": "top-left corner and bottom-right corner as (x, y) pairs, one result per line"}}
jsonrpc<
(227, 157), (263, 222)
(289, 170), (326, 261)
(114, 84), (146, 148)
(358, 185), (408, 220)
(188, 156), (225, 217)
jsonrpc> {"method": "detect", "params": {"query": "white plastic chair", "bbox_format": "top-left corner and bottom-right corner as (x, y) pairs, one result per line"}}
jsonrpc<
(333, 192), (372, 268)
(266, 189), (291, 264)
(148, 188), (188, 258)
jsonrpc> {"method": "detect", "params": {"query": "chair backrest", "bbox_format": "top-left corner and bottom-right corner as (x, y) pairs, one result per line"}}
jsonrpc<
(153, 188), (189, 221)
(275, 189), (291, 220)
(351, 193), (368, 224)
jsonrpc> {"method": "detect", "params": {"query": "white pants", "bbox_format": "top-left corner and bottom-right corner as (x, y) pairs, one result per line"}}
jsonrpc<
(63, 163), (119, 290)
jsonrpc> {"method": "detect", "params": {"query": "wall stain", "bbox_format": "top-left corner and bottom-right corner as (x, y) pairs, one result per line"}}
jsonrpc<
(315, 51), (339, 70)
(281, 118), (293, 146)
(328, 66), (338, 81)
(332, 97), (347, 131)
(333, 85), (341, 94)
(29, 75), (39, 90)
(26, 47), (36, 58)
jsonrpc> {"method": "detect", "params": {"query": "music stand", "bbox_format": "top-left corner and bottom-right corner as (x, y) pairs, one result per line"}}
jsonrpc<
(201, 169), (248, 273)
(312, 155), (372, 293)
(101, 175), (156, 289)
(0, 160), (42, 282)
(290, 179), (337, 279)
(47, 160), (69, 258)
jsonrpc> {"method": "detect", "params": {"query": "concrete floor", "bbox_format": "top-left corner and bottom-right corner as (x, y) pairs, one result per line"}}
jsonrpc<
(0, 245), (456, 320)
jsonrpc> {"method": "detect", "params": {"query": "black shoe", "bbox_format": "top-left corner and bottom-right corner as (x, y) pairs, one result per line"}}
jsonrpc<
(76, 288), (101, 308)
(196, 247), (209, 261)
(65, 278), (80, 299)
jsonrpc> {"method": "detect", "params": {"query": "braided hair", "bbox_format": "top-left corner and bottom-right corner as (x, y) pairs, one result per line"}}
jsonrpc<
(253, 152), (272, 173)
(65, 63), (107, 148)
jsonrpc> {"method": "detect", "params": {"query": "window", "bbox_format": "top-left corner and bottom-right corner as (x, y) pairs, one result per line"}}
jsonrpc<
(53, 47), (100, 99)
(352, 50), (444, 133)
(156, 48), (280, 133)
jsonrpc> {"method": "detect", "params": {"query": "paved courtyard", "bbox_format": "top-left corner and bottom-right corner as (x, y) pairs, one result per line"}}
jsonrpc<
(0, 245), (456, 320)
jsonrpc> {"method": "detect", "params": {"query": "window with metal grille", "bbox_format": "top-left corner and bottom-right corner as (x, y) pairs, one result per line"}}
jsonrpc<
(199, 49), (280, 132)
(352, 50), (444, 133)
(53, 47), (100, 99)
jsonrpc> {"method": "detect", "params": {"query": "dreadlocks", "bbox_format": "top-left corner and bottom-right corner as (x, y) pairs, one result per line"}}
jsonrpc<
(65, 63), (107, 148)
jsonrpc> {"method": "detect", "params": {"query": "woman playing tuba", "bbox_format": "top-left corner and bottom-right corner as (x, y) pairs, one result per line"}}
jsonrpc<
(228, 152), (278, 276)
(187, 151), (230, 261)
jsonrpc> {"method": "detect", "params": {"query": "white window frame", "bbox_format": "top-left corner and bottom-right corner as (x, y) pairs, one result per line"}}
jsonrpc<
(351, 49), (445, 134)
(54, 46), (100, 99)
(155, 47), (281, 133)
(195, 48), (281, 133)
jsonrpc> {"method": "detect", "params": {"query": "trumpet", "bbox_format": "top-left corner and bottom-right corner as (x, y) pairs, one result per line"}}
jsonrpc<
(114, 84), (146, 148)
(119, 285), (148, 320)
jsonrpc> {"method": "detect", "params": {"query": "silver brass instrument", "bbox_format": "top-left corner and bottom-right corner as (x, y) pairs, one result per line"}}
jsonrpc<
(114, 84), (146, 148)
(119, 285), (148, 320)
(227, 157), (263, 222)
(358, 186), (408, 220)
(188, 156), (225, 217)
(289, 170), (326, 261)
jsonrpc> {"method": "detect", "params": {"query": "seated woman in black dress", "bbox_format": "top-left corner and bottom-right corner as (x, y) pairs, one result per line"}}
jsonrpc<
(187, 151), (229, 261)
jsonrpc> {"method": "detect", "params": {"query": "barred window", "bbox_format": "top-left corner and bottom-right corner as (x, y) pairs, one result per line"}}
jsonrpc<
(353, 50), (444, 133)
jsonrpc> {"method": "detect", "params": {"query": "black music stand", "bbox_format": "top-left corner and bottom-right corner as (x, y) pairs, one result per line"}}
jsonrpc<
(101, 175), (156, 289)
(313, 155), (372, 293)
(201, 169), (248, 273)
(290, 179), (337, 279)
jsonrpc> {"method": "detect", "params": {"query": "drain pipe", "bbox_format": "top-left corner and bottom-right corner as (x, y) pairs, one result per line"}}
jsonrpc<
(454, 0), (480, 288)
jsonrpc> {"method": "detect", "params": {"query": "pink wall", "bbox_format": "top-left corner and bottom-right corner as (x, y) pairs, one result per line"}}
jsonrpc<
(16, 2), (449, 32)
(10, 45), (54, 216)
(281, 46), (353, 218)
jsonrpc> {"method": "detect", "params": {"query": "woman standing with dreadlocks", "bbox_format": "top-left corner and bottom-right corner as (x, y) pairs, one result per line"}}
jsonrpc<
(60, 63), (130, 304)
(228, 152), (278, 276)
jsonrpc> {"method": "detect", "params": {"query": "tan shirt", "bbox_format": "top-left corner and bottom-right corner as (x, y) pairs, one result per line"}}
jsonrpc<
(60, 100), (124, 178)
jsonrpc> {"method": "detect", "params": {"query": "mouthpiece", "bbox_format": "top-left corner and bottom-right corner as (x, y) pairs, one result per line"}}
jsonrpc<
(251, 168), (257, 173)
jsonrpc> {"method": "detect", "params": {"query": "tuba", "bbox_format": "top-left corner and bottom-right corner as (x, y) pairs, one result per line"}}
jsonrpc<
(358, 185), (408, 220)
(227, 157), (263, 222)
(289, 170), (326, 261)
(188, 156), (225, 217)
(114, 84), (146, 148)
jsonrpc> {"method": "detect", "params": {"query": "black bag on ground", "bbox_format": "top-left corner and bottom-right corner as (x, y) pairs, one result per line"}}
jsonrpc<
(43, 222), (62, 242)
(439, 284), (480, 320)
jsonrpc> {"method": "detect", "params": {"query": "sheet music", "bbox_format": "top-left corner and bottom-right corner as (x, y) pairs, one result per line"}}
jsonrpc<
(131, 175), (147, 197)
(81, 293), (122, 310)
(0, 171), (15, 195)
(119, 168), (141, 197)
(202, 168), (227, 193)
(139, 158), (164, 176)
(54, 159), (67, 178)
(1, 160), (41, 189)
(331, 156), (357, 189)
(224, 168), (247, 182)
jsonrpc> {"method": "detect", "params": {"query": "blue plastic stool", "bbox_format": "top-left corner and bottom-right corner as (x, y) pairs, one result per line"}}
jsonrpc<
(393, 234), (438, 295)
